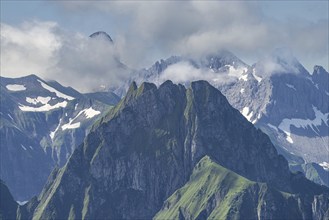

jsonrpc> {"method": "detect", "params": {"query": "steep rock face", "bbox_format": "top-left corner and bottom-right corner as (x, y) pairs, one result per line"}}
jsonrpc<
(290, 163), (329, 187)
(0, 180), (39, 220)
(218, 60), (328, 154)
(0, 180), (18, 220)
(31, 81), (328, 219)
(112, 51), (328, 187)
(312, 194), (329, 220)
(220, 64), (328, 188)
(221, 65), (329, 186)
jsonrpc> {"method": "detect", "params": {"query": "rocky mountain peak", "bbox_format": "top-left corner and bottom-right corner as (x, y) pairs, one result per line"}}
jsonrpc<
(126, 81), (138, 96)
(253, 48), (309, 77)
(137, 82), (157, 95)
(313, 65), (328, 75)
(311, 65), (329, 94)
(89, 31), (113, 43)
(200, 49), (248, 71)
(26, 79), (329, 220)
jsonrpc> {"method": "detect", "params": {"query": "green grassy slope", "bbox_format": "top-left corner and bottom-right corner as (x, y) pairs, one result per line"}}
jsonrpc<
(154, 156), (305, 220)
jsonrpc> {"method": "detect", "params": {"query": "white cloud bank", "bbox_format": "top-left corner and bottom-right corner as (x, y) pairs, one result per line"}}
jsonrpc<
(1, 1), (328, 92)
(1, 21), (60, 78)
(58, 1), (328, 68)
(1, 21), (129, 92)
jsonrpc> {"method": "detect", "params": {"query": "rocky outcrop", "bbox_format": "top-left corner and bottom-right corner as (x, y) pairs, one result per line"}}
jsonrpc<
(0, 180), (18, 220)
(312, 194), (329, 220)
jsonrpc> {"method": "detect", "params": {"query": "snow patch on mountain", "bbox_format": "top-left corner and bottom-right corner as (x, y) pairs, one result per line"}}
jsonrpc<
(240, 88), (245, 94)
(267, 123), (279, 132)
(278, 106), (329, 144)
(74, 107), (101, 120)
(19, 101), (68, 112)
(7, 114), (14, 121)
(83, 107), (101, 119)
(251, 114), (261, 124)
(6, 84), (26, 91)
(50, 119), (62, 140)
(20, 144), (27, 151)
(238, 74), (248, 81)
(37, 80), (74, 100)
(62, 121), (80, 130)
(61, 107), (100, 131)
(241, 107), (253, 122)
(26, 96), (51, 105)
(252, 69), (262, 82)
(17, 201), (28, 206)
(286, 135), (294, 144)
(226, 65), (248, 78)
(285, 84), (296, 91)
(319, 162), (329, 170)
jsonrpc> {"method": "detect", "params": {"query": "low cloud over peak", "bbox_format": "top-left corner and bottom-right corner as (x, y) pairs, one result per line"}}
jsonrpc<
(1, 21), (129, 92)
(1, 1), (328, 91)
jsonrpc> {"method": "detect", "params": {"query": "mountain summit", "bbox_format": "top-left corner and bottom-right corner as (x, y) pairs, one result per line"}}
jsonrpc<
(22, 80), (328, 220)
(89, 31), (113, 43)
(253, 48), (309, 77)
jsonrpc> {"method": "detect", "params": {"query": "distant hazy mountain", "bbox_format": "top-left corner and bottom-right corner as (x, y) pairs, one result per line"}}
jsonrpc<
(20, 81), (328, 219)
(0, 74), (119, 201)
(221, 51), (329, 186)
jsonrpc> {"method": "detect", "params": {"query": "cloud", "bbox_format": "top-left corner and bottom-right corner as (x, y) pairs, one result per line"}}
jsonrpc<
(253, 48), (311, 77)
(1, 21), (129, 92)
(1, 2), (328, 92)
(159, 61), (238, 87)
(56, 1), (328, 70)
(51, 31), (129, 92)
(1, 21), (61, 77)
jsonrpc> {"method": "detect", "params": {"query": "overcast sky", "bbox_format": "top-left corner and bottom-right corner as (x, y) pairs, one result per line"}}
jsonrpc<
(1, 1), (328, 92)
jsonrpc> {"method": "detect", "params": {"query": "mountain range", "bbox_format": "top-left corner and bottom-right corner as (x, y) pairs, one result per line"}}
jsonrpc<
(2, 80), (328, 219)
(113, 48), (329, 187)
(0, 74), (119, 201)
(0, 31), (328, 219)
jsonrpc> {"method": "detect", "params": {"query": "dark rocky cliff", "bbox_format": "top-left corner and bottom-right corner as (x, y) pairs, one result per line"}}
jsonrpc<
(25, 81), (328, 220)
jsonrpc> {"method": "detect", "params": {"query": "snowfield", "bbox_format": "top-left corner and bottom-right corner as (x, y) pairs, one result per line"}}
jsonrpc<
(285, 83), (296, 91)
(319, 162), (329, 170)
(278, 106), (329, 144)
(19, 101), (68, 112)
(62, 120), (81, 130)
(37, 80), (74, 100)
(83, 107), (101, 118)
(6, 84), (26, 91)
(61, 107), (101, 131)
(26, 96), (51, 105)
(241, 107), (253, 122)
